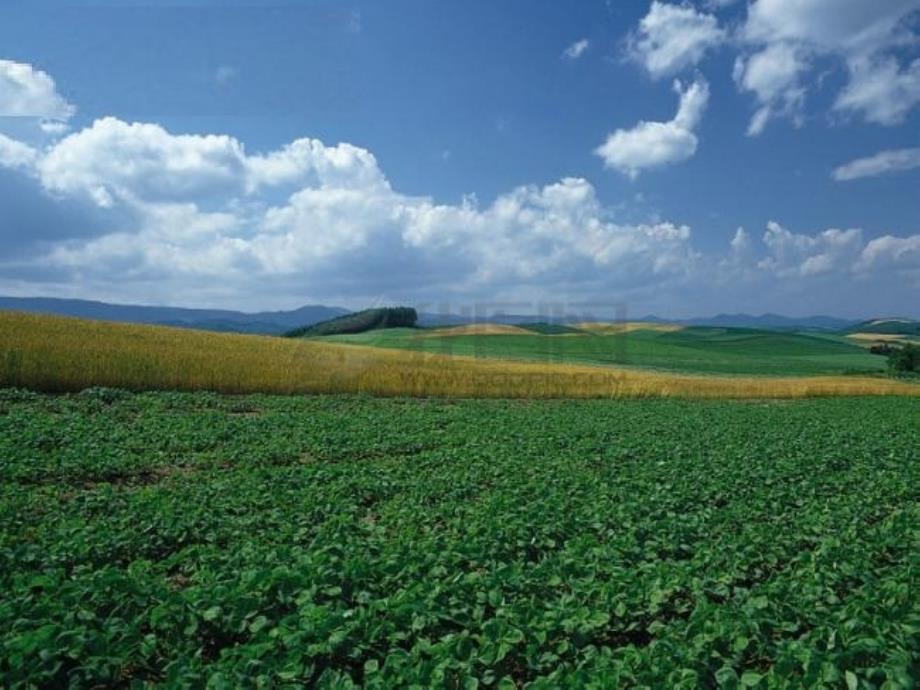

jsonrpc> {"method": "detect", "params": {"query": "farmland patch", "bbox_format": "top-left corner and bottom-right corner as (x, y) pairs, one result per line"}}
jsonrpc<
(1, 391), (917, 687)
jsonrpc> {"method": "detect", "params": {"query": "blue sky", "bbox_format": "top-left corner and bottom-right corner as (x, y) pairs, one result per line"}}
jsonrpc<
(1, 0), (919, 318)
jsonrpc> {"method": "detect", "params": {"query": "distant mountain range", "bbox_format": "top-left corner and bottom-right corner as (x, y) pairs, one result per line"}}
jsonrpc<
(0, 297), (348, 335)
(679, 313), (861, 331)
(1, 296), (910, 334)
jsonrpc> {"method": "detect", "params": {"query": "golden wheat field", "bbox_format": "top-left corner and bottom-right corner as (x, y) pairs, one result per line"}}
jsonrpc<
(416, 323), (532, 337)
(847, 332), (919, 345)
(1, 311), (917, 398)
(574, 321), (685, 334)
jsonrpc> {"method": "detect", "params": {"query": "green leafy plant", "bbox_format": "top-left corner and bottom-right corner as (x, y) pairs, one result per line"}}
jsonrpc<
(0, 392), (917, 687)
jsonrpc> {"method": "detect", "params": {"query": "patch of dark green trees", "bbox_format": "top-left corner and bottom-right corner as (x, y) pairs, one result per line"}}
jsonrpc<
(285, 307), (418, 337)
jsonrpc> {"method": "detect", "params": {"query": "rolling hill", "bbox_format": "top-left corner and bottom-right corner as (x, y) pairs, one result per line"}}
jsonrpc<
(327, 324), (888, 377)
(1, 311), (915, 398)
(1, 295), (912, 336)
(847, 318), (920, 336)
(682, 313), (859, 330)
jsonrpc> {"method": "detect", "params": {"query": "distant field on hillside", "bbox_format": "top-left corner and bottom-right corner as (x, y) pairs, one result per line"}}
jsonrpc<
(326, 325), (887, 377)
(1, 391), (917, 686)
(848, 319), (920, 336)
(848, 332), (920, 347)
(1, 311), (916, 398)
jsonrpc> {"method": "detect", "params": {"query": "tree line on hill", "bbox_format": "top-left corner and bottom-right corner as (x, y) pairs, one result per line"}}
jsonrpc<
(285, 307), (418, 337)
(886, 343), (919, 376)
(871, 342), (919, 375)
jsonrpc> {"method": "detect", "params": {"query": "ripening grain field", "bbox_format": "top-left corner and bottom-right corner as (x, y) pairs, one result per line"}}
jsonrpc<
(1, 390), (917, 688)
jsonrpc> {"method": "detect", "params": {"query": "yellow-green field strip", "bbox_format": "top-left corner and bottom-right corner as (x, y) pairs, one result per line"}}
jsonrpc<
(1, 311), (917, 398)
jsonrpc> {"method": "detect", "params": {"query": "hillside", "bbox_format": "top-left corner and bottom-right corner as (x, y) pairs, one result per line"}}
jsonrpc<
(682, 313), (859, 330)
(326, 324), (888, 377)
(1, 311), (915, 398)
(417, 311), (862, 330)
(847, 318), (920, 336)
(286, 307), (418, 337)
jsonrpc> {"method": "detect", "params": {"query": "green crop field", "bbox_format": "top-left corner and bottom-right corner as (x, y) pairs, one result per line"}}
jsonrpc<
(2, 389), (917, 688)
(325, 327), (887, 377)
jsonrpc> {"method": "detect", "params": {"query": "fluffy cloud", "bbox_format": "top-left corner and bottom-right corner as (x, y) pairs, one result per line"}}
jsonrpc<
(36, 118), (249, 207)
(856, 234), (920, 272)
(2, 60), (918, 314)
(627, 2), (725, 78)
(622, 1), (920, 134)
(0, 133), (37, 170)
(562, 39), (590, 61)
(758, 221), (864, 277)
(0, 59), (75, 121)
(730, 227), (748, 250)
(833, 147), (920, 180)
(741, 0), (917, 52)
(834, 55), (920, 125)
(595, 79), (709, 178)
(12, 116), (704, 303)
(704, 221), (920, 315)
(246, 138), (389, 192)
(397, 179), (696, 285)
(0, 114), (700, 306)
(736, 0), (920, 133)
(738, 220), (920, 289)
(47, 202), (247, 278)
(733, 42), (807, 135)
(31, 116), (391, 210)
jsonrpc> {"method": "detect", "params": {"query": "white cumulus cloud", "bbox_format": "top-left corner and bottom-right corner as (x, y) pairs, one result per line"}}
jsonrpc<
(834, 55), (920, 126)
(627, 1), (725, 79)
(748, 220), (920, 286)
(0, 112), (701, 306)
(758, 221), (864, 277)
(0, 59), (75, 120)
(735, 0), (920, 133)
(733, 42), (808, 135)
(246, 137), (389, 192)
(2, 59), (919, 314)
(36, 117), (249, 207)
(0, 132), (38, 169)
(856, 234), (920, 272)
(595, 78), (709, 178)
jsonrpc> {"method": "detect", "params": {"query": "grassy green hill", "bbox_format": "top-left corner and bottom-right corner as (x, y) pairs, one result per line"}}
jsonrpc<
(325, 325), (886, 377)
(517, 322), (583, 335)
